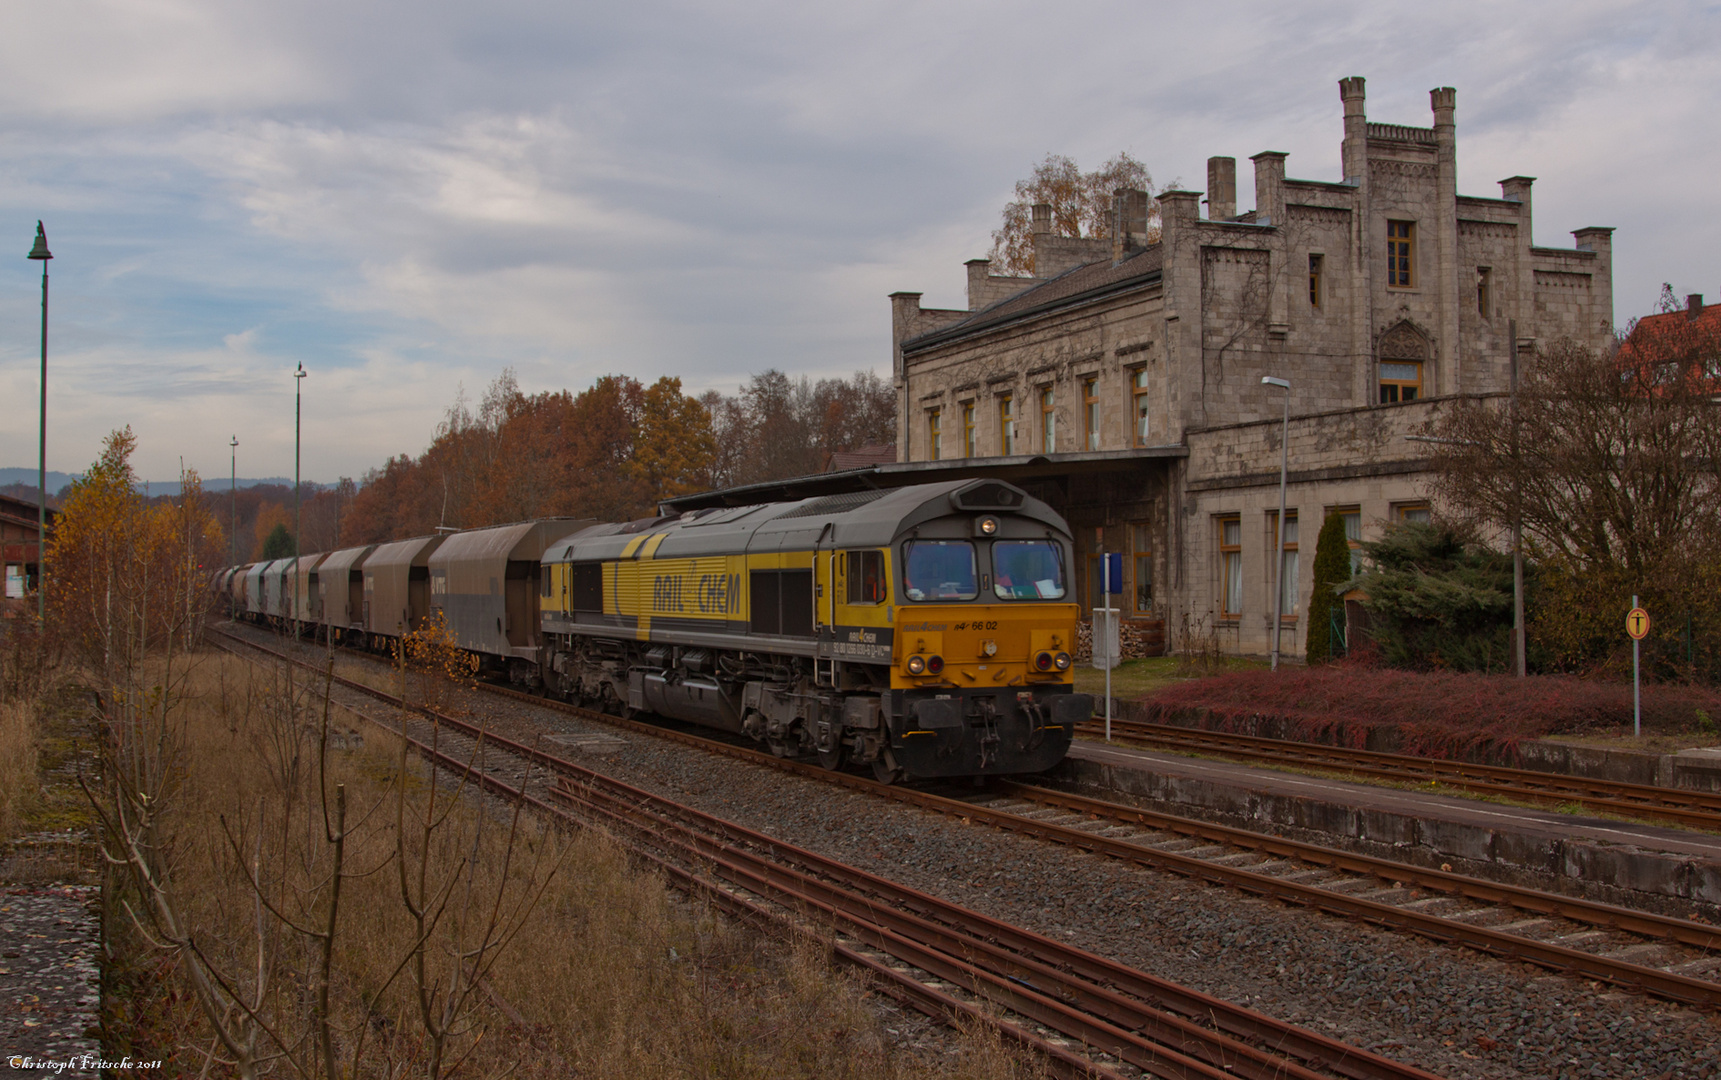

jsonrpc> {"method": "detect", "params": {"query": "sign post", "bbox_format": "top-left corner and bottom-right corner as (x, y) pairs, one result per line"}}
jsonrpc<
(1627, 598), (1650, 738)
(1101, 557), (1115, 742)
(1094, 553), (1123, 741)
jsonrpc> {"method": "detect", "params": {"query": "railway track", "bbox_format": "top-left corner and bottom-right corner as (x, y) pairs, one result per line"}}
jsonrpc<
(1074, 718), (1721, 832)
(213, 624), (1721, 1012)
(212, 628), (1439, 1080)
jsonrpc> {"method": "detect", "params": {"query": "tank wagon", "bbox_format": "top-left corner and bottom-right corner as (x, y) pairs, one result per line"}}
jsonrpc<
(540, 479), (1090, 781)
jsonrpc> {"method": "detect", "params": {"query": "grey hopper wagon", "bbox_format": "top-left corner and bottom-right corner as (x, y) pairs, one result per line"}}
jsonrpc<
(428, 518), (596, 680)
(361, 534), (448, 642)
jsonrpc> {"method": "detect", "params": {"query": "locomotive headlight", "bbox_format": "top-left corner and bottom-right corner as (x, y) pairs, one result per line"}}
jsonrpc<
(906, 655), (927, 675)
(1053, 651), (1072, 671)
(1033, 651), (1054, 672)
(925, 654), (945, 675)
(975, 515), (999, 536)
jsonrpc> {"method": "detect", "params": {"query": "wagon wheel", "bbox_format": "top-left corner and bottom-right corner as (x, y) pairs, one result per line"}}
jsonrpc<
(870, 748), (904, 785)
(816, 742), (848, 772)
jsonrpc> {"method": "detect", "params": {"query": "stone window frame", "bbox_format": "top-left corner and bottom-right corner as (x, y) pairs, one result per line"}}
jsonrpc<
(959, 400), (977, 458)
(1218, 514), (1242, 620)
(927, 406), (942, 461)
(1038, 384), (1056, 453)
(1393, 501), (1431, 525)
(1386, 220), (1415, 289)
(1267, 510), (1299, 621)
(1378, 362), (1422, 403)
(1084, 525), (1108, 609)
(1129, 521), (1154, 615)
(1129, 365), (1151, 446)
(1328, 504), (1363, 577)
(1081, 374), (1101, 451)
(997, 391), (1016, 455)
(1308, 252), (1324, 308)
(1377, 321), (1430, 404)
(1477, 266), (1492, 319)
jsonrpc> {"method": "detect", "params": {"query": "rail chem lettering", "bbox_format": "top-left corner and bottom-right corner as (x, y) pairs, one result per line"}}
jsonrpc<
(651, 571), (743, 615)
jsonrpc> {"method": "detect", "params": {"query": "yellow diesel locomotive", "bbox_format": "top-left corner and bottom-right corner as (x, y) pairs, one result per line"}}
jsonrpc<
(540, 479), (1092, 781)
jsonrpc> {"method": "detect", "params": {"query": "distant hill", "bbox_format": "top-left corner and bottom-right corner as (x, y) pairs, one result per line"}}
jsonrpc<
(0, 468), (303, 499)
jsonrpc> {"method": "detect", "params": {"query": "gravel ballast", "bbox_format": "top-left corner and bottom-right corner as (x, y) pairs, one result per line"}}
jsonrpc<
(252, 635), (1721, 1080)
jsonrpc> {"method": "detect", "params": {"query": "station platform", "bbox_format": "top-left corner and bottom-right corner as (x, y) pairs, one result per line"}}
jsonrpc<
(1047, 738), (1721, 921)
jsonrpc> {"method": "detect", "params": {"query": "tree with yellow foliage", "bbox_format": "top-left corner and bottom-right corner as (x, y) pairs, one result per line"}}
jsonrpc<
(47, 427), (224, 673)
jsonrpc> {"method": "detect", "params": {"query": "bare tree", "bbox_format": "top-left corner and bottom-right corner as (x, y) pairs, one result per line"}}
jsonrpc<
(990, 152), (1165, 275)
(1430, 328), (1721, 675)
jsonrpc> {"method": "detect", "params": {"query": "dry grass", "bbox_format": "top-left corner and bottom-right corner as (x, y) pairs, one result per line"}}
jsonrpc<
(99, 650), (1052, 1079)
(0, 697), (38, 841)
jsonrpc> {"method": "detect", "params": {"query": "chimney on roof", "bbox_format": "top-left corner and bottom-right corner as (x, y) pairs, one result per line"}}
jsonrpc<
(1030, 203), (1051, 236)
(1689, 294), (1704, 318)
(1111, 188), (1149, 263)
(1206, 157), (1236, 220)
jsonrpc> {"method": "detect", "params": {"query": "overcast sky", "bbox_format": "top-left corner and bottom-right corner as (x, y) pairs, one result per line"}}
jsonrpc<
(0, 0), (1715, 484)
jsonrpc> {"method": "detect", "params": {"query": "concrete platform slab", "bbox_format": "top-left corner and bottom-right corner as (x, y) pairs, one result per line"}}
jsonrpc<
(1049, 739), (1721, 921)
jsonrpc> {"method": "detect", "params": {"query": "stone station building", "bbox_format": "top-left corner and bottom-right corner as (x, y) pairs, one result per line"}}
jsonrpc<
(883, 77), (1616, 658)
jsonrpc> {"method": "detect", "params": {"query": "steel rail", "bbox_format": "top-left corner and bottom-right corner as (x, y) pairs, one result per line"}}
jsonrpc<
(211, 626), (1721, 1010)
(546, 773), (1403, 1080)
(1075, 719), (1721, 831)
(223, 636), (1421, 1080)
(997, 781), (1721, 953)
(225, 641), (1123, 1080)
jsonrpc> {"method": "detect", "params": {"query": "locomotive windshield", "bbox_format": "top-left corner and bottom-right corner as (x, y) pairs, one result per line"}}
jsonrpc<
(992, 541), (1067, 600)
(902, 541), (978, 601)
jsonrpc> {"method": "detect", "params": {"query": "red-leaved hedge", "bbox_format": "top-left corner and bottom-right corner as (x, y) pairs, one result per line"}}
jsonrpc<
(1133, 664), (1721, 761)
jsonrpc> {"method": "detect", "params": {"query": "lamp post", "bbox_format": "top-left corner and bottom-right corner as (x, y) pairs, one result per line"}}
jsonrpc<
(293, 364), (306, 625)
(229, 436), (239, 567)
(27, 222), (51, 625)
(1262, 376), (1291, 671)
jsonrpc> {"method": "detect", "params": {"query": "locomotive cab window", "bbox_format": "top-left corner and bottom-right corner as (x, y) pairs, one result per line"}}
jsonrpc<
(992, 541), (1066, 600)
(902, 541), (977, 602)
(845, 550), (886, 604)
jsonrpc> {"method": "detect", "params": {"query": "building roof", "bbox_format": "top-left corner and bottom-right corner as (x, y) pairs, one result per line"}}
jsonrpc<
(0, 494), (56, 532)
(1617, 297), (1721, 394)
(901, 244), (1164, 354)
(659, 445), (1188, 513)
(824, 443), (896, 472)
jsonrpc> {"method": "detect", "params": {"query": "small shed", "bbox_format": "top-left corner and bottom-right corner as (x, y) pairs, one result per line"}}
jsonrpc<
(429, 518), (595, 661)
(362, 535), (447, 639)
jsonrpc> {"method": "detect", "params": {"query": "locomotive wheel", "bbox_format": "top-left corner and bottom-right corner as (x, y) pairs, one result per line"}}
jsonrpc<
(871, 748), (904, 785)
(816, 742), (847, 771)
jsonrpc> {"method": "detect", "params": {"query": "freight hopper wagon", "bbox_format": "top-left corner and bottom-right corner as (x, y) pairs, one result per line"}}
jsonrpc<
(541, 479), (1091, 782)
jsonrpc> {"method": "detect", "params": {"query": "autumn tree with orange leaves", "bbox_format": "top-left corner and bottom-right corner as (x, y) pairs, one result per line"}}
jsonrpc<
(48, 427), (224, 673)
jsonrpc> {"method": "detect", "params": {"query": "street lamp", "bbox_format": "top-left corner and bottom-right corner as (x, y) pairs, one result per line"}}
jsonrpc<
(1262, 376), (1291, 671)
(293, 364), (306, 626)
(229, 436), (239, 568)
(27, 222), (51, 625)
